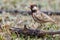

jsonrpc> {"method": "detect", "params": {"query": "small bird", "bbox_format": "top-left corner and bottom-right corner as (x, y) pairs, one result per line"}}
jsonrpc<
(30, 4), (56, 28)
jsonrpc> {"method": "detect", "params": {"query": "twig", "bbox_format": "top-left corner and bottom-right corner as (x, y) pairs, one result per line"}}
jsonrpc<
(10, 26), (60, 38)
(0, 9), (60, 15)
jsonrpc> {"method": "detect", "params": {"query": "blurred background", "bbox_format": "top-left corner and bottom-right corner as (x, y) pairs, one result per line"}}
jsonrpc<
(0, 0), (60, 11)
(0, 0), (60, 40)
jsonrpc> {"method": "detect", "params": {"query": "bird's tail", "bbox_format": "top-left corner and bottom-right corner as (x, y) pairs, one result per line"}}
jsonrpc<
(52, 20), (58, 24)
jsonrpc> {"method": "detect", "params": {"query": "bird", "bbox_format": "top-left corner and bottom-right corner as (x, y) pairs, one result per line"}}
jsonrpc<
(29, 4), (56, 28)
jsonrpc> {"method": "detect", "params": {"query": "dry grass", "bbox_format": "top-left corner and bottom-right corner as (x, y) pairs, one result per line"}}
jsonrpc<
(0, 12), (60, 40)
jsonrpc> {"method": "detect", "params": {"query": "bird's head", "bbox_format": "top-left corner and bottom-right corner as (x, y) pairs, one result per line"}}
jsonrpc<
(30, 4), (38, 13)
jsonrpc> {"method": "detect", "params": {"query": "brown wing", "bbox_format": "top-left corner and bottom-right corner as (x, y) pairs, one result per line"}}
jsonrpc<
(33, 12), (56, 23)
(41, 12), (56, 22)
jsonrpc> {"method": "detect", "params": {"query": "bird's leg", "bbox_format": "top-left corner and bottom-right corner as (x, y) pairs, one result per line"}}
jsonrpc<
(42, 23), (45, 27)
(37, 23), (45, 30)
(41, 23), (43, 27)
(37, 23), (43, 30)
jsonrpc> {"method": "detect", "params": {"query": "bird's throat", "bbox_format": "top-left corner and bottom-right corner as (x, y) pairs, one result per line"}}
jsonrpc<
(32, 10), (37, 13)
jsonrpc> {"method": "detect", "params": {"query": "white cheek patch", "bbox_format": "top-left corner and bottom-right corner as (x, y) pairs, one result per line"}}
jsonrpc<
(33, 7), (37, 10)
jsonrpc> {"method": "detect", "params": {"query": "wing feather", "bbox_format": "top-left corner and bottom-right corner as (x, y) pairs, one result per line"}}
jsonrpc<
(33, 12), (56, 23)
